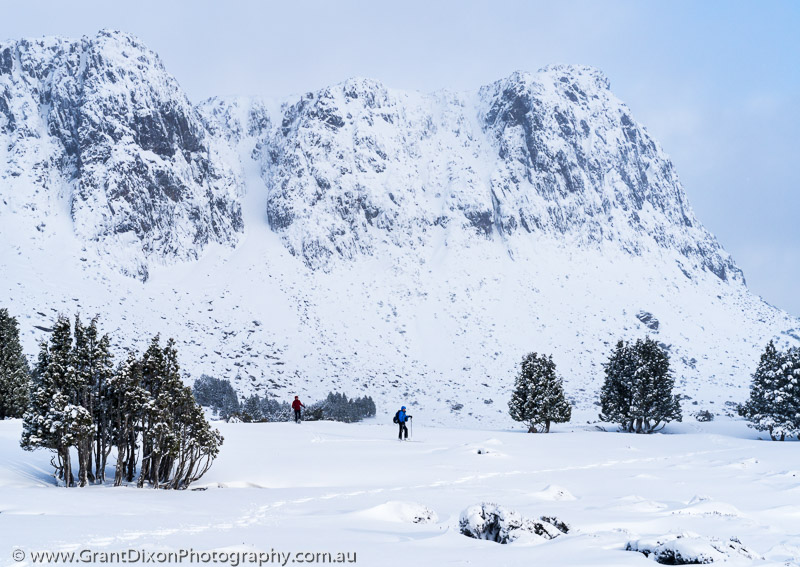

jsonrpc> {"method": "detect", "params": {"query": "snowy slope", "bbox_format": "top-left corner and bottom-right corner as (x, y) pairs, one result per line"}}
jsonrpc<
(1, 31), (799, 427)
(1, 418), (798, 566)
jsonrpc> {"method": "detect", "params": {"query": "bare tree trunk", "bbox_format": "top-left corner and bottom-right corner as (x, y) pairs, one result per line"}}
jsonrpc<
(151, 452), (162, 489)
(114, 444), (126, 487)
(62, 448), (73, 487)
(51, 453), (64, 481)
(86, 442), (95, 483)
(95, 430), (103, 482)
(100, 441), (112, 483)
(77, 438), (89, 487)
(126, 430), (137, 483)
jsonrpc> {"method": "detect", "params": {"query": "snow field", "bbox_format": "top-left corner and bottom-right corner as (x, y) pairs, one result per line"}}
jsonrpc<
(1, 416), (798, 566)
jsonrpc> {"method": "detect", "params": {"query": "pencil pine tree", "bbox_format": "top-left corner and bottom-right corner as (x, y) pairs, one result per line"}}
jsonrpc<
(0, 308), (30, 419)
(739, 341), (800, 441)
(599, 337), (682, 433)
(21, 316), (223, 489)
(508, 352), (572, 433)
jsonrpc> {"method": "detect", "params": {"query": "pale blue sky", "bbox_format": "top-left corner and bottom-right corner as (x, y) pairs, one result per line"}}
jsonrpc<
(2, 0), (798, 316)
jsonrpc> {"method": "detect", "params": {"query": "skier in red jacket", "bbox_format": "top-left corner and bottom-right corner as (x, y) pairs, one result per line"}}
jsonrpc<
(291, 396), (305, 423)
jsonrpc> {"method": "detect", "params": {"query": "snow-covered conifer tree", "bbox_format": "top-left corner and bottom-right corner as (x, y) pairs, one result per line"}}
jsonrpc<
(89, 325), (115, 482)
(508, 352), (572, 433)
(21, 315), (86, 485)
(108, 353), (145, 486)
(739, 341), (800, 441)
(0, 308), (31, 419)
(131, 336), (223, 489)
(599, 337), (681, 433)
(598, 340), (635, 427)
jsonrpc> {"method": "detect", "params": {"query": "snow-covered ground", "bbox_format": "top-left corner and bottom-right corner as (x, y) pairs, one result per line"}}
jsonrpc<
(2, 415), (798, 566)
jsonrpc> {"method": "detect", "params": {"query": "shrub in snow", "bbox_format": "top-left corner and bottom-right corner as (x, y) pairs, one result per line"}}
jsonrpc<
(626, 533), (760, 564)
(459, 503), (568, 544)
(738, 341), (800, 441)
(508, 352), (572, 433)
(599, 337), (682, 433)
(0, 308), (31, 419)
(694, 410), (714, 422)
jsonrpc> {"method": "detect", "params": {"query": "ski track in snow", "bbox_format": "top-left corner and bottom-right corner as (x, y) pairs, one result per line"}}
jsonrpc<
(69, 447), (740, 550)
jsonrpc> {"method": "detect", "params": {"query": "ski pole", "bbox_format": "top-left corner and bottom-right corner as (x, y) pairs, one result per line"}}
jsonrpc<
(410, 417), (413, 440)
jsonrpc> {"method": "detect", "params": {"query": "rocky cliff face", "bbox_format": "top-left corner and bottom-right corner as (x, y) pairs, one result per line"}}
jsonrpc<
(262, 68), (739, 282)
(0, 30), (242, 279)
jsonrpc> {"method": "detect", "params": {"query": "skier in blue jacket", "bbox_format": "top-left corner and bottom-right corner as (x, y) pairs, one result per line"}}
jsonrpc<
(394, 406), (412, 440)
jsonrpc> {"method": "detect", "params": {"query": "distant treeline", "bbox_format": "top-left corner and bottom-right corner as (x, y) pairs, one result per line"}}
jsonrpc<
(192, 375), (376, 423)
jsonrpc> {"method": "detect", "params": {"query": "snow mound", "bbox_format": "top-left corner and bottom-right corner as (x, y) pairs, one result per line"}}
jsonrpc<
(531, 484), (577, 501)
(672, 500), (743, 518)
(355, 501), (438, 524)
(626, 533), (760, 564)
(458, 503), (568, 544)
(614, 495), (668, 512)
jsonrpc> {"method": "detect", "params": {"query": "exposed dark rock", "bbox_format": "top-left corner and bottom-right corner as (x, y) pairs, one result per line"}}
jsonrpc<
(636, 310), (660, 331)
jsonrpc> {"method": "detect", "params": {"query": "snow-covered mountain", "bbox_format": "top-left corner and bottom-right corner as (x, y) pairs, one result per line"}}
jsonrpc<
(1, 30), (797, 425)
(0, 30), (242, 280)
(257, 69), (737, 282)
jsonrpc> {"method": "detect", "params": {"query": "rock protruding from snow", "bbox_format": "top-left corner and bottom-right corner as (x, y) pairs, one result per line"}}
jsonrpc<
(198, 96), (272, 144)
(636, 310), (660, 331)
(626, 534), (761, 564)
(0, 30), (243, 279)
(459, 503), (568, 544)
